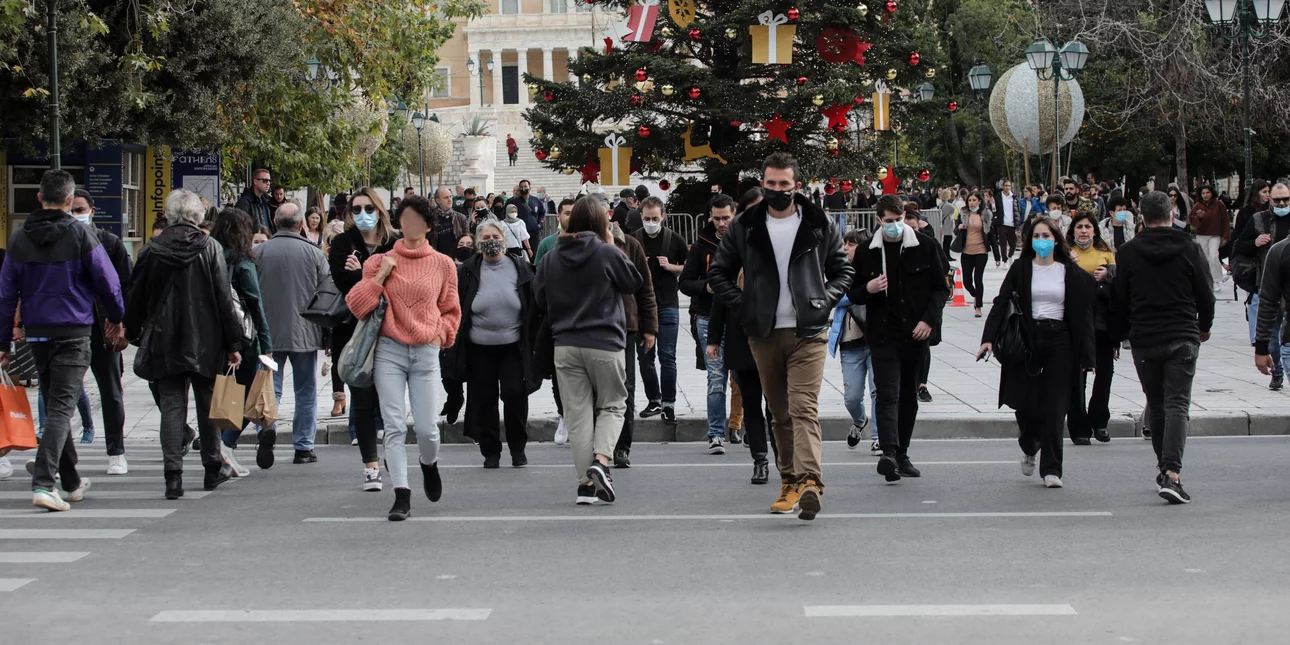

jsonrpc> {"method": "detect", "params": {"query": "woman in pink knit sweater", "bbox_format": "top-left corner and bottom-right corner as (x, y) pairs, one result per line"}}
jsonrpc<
(346, 195), (461, 521)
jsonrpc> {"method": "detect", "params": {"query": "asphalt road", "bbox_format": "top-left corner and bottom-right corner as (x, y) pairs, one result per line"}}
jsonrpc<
(3, 435), (1289, 644)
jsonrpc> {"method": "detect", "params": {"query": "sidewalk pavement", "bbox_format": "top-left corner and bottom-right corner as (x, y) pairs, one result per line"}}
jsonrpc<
(35, 257), (1290, 447)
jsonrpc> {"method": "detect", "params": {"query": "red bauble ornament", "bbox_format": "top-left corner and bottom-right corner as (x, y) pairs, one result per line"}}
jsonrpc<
(831, 122), (847, 133)
(841, 180), (854, 192)
(635, 68), (648, 82)
(796, 76), (808, 86)
(659, 179), (671, 191)
(831, 149), (840, 158)
(687, 86), (701, 99)
(947, 100), (959, 112)
(854, 96), (866, 104)
(688, 27), (701, 40)
(631, 93), (644, 107)
(730, 120), (743, 127)
(604, 37), (613, 54)
(886, 0), (898, 13)
(918, 169), (931, 182)
(543, 90), (555, 102)
(535, 149), (548, 161)
(637, 124), (652, 137)
(787, 7), (800, 20)
(908, 52), (921, 66)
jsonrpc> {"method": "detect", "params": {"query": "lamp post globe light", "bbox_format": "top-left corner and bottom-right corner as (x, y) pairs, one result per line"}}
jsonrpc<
(1026, 39), (1089, 188)
(413, 109), (427, 196)
(968, 63), (993, 187)
(1204, 0), (1287, 192)
(467, 56), (497, 107)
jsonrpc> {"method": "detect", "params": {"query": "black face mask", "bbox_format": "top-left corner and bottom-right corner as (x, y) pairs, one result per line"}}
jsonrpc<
(475, 208), (489, 218)
(454, 247), (476, 262)
(765, 189), (794, 211)
(519, 189), (530, 196)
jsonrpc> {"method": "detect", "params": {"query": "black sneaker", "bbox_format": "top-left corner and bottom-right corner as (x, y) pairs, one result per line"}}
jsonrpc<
(483, 455), (501, 469)
(164, 470), (184, 500)
(640, 402), (663, 418)
(292, 449), (317, 464)
(420, 460), (442, 502)
(613, 449), (631, 469)
(1142, 427), (1152, 440)
(661, 406), (676, 425)
(256, 428), (277, 469)
(511, 452), (528, 468)
(1158, 474), (1191, 504)
(575, 484), (597, 505)
(917, 386), (933, 403)
(388, 488), (411, 521)
(203, 463), (232, 491)
(1271, 373), (1285, 391)
(708, 437), (726, 455)
(877, 455), (902, 483)
(896, 455), (921, 478)
(586, 462), (616, 503)
(846, 419), (869, 449)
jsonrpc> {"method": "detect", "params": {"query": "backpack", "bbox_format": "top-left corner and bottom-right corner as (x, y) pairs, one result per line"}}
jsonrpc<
(1232, 212), (1272, 293)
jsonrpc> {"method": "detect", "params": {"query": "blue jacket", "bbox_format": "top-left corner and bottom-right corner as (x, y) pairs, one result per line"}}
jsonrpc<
(828, 295), (851, 358)
(0, 209), (125, 345)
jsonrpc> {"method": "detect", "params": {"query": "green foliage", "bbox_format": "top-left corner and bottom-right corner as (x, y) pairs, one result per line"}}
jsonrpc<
(367, 112), (410, 190)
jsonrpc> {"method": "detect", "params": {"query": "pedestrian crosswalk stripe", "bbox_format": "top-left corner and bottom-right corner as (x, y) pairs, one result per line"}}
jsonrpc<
(0, 509), (175, 519)
(0, 529), (135, 539)
(0, 552), (89, 563)
(0, 491), (209, 500)
(0, 579), (36, 592)
(0, 476), (165, 484)
(304, 511), (1113, 523)
(149, 609), (492, 622)
(804, 604), (1078, 617)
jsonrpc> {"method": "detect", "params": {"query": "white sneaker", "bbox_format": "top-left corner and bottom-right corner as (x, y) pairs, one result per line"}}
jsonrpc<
(0, 456), (11, 480)
(554, 419), (569, 446)
(33, 488), (69, 512)
(869, 439), (882, 456)
(362, 467), (383, 492)
(106, 455), (129, 475)
(221, 445), (250, 478)
(65, 479), (91, 502)
(351, 437), (359, 446)
(1021, 455), (1036, 477)
(1044, 474), (1063, 488)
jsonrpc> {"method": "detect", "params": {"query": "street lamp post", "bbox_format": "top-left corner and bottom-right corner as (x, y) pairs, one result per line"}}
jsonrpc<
(466, 56), (496, 107)
(412, 109), (427, 196)
(46, 0), (60, 169)
(1026, 39), (1089, 189)
(388, 98), (409, 207)
(1204, 0), (1287, 193)
(968, 63), (993, 187)
(916, 82), (935, 168)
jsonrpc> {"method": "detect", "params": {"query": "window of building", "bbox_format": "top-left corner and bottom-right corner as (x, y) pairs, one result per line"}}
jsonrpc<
(549, 0), (567, 12)
(123, 151), (143, 238)
(501, 0), (519, 14)
(430, 67), (451, 98)
(8, 166), (86, 230)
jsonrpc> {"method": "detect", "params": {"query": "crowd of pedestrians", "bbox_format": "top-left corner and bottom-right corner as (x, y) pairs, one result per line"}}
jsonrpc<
(0, 165), (1262, 518)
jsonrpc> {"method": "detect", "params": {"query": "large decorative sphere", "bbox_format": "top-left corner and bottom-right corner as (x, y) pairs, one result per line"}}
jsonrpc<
(989, 63), (1085, 155)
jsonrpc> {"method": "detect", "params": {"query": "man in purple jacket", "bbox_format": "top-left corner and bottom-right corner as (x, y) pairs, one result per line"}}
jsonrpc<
(0, 169), (124, 512)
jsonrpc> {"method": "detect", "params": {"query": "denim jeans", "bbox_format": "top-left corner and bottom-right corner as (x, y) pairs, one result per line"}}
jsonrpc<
(373, 338), (441, 490)
(839, 344), (878, 439)
(1248, 294), (1282, 377)
(695, 315), (727, 438)
(37, 388), (93, 434)
(638, 306), (680, 407)
(28, 339), (91, 492)
(1132, 340), (1200, 475)
(273, 351), (318, 451)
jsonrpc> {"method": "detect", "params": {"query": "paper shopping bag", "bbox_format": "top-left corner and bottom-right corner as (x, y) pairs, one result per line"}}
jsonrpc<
(0, 373), (37, 452)
(209, 369), (246, 432)
(243, 369), (278, 427)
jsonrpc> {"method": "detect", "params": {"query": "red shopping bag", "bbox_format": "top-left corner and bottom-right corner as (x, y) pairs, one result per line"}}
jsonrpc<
(0, 373), (37, 452)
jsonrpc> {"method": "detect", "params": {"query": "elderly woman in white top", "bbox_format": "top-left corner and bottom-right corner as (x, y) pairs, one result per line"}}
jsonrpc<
(500, 204), (533, 260)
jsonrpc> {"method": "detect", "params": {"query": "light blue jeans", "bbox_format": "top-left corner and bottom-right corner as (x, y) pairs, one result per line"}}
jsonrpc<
(839, 344), (879, 439)
(373, 338), (441, 490)
(273, 351), (318, 451)
(1249, 294), (1283, 377)
(696, 315), (727, 439)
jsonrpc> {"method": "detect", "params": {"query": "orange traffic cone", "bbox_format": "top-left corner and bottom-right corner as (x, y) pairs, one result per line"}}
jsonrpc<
(950, 267), (967, 307)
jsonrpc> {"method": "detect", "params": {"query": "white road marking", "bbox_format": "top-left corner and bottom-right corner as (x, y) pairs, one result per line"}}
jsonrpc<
(430, 461), (1015, 469)
(0, 552), (89, 563)
(0, 476), (164, 484)
(0, 491), (209, 500)
(804, 604), (1078, 617)
(304, 511), (1112, 523)
(0, 578), (36, 592)
(0, 529), (135, 539)
(149, 609), (492, 622)
(0, 509), (175, 519)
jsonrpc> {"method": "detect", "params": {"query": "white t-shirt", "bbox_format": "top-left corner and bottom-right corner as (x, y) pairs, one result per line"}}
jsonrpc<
(1001, 192), (1015, 226)
(766, 209), (802, 329)
(501, 219), (530, 249)
(1031, 261), (1066, 320)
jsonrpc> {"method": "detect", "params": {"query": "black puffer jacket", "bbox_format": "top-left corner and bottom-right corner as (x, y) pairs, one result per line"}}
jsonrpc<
(124, 223), (243, 380)
(708, 194), (855, 339)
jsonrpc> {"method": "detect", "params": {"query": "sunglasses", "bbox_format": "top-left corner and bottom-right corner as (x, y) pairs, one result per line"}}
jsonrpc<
(351, 204), (378, 214)
(255, 177), (271, 183)
(1272, 197), (1290, 206)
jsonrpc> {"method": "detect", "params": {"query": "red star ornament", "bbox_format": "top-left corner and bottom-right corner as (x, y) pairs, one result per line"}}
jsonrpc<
(880, 165), (900, 195)
(820, 103), (853, 131)
(578, 159), (601, 184)
(762, 114), (793, 143)
(853, 41), (874, 66)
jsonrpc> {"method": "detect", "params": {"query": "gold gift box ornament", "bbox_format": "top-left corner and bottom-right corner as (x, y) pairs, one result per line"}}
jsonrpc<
(749, 11), (794, 65)
(872, 80), (892, 131)
(598, 134), (633, 186)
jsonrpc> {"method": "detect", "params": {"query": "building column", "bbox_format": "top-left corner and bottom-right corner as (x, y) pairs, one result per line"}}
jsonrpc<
(468, 49), (482, 107)
(516, 49), (530, 106)
(542, 48), (555, 82)
(491, 49), (505, 107)
(567, 48), (579, 85)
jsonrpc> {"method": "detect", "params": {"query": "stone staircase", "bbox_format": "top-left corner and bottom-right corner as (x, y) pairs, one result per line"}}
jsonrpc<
(493, 135), (588, 199)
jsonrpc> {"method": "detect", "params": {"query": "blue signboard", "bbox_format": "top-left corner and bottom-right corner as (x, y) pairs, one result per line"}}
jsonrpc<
(171, 149), (221, 207)
(86, 142), (124, 237)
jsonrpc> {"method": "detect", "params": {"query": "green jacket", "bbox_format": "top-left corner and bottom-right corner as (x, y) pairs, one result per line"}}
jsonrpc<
(226, 249), (273, 356)
(534, 230), (559, 266)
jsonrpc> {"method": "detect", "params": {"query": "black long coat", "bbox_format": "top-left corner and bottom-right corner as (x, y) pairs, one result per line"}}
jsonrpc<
(449, 254), (540, 394)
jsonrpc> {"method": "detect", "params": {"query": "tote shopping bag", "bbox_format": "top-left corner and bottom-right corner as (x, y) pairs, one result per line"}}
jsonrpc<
(209, 368), (246, 432)
(0, 372), (37, 452)
(337, 296), (387, 389)
(243, 368), (279, 427)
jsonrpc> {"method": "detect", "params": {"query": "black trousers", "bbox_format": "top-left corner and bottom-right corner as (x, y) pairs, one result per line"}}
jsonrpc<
(942, 234), (953, 260)
(1067, 331), (1116, 439)
(998, 224), (1017, 259)
(732, 368), (776, 457)
(1015, 321), (1074, 478)
(615, 333), (638, 454)
(870, 339), (927, 457)
(919, 344), (931, 385)
(88, 323), (126, 456)
(29, 338), (91, 492)
(331, 319), (353, 395)
(155, 373), (222, 474)
(352, 385), (381, 464)
(465, 342), (530, 458)
(961, 253), (988, 308)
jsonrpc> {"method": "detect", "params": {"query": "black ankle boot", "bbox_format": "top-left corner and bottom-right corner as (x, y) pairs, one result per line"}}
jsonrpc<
(204, 463), (232, 491)
(388, 488), (412, 521)
(751, 453), (769, 485)
(164, 470), (184, 500)
(421, 461), (442, 502)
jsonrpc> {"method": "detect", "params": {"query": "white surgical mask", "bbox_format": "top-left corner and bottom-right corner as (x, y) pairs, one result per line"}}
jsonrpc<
(643, 221), (662, 235)
(72, 213), (92, 225)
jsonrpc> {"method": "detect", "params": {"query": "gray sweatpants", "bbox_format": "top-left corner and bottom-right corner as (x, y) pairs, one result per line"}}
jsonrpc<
(554, 346), (627, 485)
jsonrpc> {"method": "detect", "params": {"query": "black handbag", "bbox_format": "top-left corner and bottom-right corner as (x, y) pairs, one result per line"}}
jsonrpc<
(846, 302), (868, 336)
(301, 277), (351, 329)
(993, 292), (1031, 366)
(950, 226), (966, 254)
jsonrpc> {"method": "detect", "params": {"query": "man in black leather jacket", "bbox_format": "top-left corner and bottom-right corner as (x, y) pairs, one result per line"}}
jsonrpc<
(708, 153), (854, 521)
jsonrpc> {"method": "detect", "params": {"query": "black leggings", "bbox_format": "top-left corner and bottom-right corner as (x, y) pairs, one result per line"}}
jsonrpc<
(732, 368), (776, 458)
(961, 253), (988, 308)
(351, 385), (381, 465)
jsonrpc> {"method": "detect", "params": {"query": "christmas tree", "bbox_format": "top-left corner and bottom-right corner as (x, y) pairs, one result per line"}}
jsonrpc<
(523, 0), (940, 206)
